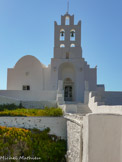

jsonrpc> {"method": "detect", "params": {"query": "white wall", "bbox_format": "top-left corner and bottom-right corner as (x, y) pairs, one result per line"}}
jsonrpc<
(0, 91), (57, 108)
(21, 101), (57, 108)
(88, 92), (122, 114)
(65, 114), (83, 162)
(43, 65), (52, 90)
(58, 62), (75, 82)
(66, 113), (122, 162)
(0, 95), (20, 105)
(90, 91), (122, 106)
(103, 91), (122, 105)
(83, 114), (122, 162)
(0, 117), (67, 139)
(0, 90), (57, 101)
(7, 55), (53, 91)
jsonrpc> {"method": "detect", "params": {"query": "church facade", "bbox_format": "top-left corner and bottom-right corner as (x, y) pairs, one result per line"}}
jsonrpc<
(1, 13), (103, 106)
(0, 12), (122, 109)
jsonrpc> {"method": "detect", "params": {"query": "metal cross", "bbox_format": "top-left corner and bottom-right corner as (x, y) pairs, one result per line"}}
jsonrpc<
(67, 0), (69, 13)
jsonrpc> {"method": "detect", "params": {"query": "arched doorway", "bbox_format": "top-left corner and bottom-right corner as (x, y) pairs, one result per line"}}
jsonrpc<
(58, 62), (75, 101)
(64, 78), (74, 101)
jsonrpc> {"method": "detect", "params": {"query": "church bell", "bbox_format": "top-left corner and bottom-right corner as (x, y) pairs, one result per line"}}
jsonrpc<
(61, 31), (64, 36)
(71, 31), (74, 37)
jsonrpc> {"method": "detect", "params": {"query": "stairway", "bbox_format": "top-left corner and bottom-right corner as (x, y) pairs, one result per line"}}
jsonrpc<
(65, 103), (92, 114)
(77, 103), (92, 114)
(91, 91), (105, 106)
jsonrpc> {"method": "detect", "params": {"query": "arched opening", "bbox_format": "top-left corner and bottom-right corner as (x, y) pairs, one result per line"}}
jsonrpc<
(70, 29), (75, 41)
(60, 29), (65, 41)
(70, 44), (75, 47)
(65, 16), (70, 25)
(60, 44), (65, 48)
(58, 63), (75, 101)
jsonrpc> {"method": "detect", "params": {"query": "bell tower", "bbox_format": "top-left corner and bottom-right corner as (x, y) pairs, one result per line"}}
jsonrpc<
(51, 12), (97, 103)
(54, 13), (82, 59)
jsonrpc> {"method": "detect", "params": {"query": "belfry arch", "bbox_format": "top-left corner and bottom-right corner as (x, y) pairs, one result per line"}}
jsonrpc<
(58, 63), (75, 101)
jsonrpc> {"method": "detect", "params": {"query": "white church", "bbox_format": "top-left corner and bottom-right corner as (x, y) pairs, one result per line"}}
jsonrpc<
(1, 10), (122, 162)
(0, 12), (122, 112)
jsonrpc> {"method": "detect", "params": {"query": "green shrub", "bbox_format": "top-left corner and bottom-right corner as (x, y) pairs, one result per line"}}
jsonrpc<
(0, 103), (24, 111)
(0, 107), (63, 117)
(0, 126), (67, 162)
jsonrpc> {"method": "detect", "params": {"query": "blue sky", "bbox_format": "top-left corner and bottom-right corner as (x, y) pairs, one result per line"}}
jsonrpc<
(0, 0), (122, 91)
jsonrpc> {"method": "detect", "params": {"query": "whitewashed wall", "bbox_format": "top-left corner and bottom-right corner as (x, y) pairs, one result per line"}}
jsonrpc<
(0, 90), (57, 101)
(21, 101), (57, 108)
(103, 91), (122, 105)
(65, 114), (83, 162)
(7, 55), (45, 90)
(90, 91), (122, 106)
(83, 114), (122, 162)
(0, 95), (57, 108)
(65, 113), (122, 162)
(89, 92), (122, 114)
(0, 117), (67, 139)
(0, 95), (20, 105)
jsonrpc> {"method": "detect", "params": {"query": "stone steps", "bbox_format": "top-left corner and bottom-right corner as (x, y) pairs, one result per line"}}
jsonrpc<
(65, 103), (92, 114)
(90, 91), (105, 106)
(65, 104), (78, 113)
(77, 104), (92, 114)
